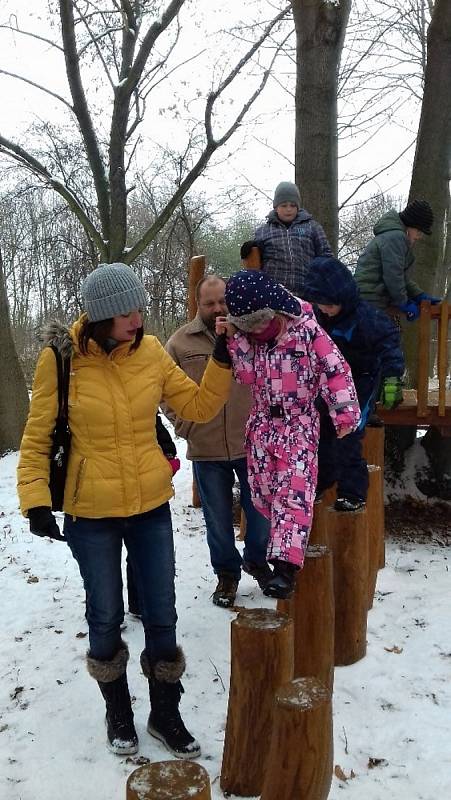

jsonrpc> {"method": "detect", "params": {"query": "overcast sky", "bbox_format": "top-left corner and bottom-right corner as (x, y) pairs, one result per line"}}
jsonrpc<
(0, 1), (419, 219)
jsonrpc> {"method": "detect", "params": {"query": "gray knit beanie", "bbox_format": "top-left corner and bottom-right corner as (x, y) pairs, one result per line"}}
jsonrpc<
(273, 181), (301, 209)
(81, 263), (147, 322)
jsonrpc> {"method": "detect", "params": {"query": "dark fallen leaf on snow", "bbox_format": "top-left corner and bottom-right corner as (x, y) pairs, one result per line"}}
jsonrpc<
(368, 757), (389, 769)
(334, 764), (356, 781)
(54, 630), (63, 634)
(125, 755), (150, 765)
(10, 686), (24, 700)
(384, 645), (403, 654)
(76, 631), (88, 639)
(27, 576), (39, 584)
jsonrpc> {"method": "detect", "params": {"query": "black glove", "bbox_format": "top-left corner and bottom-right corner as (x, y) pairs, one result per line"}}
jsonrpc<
(28, 506), (65, 541)
(240, 240), (262, 260)
(212, 332), (232, 366)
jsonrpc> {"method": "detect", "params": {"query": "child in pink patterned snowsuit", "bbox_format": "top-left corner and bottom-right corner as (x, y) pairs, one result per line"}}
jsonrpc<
(220, 270), (361, 599)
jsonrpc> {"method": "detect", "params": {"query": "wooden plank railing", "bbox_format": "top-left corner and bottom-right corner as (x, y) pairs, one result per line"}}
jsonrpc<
(417, 301), (450, 418)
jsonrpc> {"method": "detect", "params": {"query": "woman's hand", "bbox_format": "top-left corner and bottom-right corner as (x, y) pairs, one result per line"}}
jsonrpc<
(215, 316), (237, 337)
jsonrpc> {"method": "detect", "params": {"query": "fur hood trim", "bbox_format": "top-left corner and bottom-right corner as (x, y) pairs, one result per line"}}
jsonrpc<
(140, 646), (186, 683)
(40, 319), (74, 360)
(87, 641), (129, 682)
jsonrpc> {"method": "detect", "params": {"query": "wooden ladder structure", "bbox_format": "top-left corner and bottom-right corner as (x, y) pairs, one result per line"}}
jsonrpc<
(378, 301), (451, 430)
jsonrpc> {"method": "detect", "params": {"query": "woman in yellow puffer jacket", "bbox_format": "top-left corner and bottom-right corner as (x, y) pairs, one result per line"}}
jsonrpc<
(17, 263), (232, 760)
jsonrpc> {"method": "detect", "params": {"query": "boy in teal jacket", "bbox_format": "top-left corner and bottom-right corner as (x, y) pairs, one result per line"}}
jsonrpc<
(354, 200), (441, 320)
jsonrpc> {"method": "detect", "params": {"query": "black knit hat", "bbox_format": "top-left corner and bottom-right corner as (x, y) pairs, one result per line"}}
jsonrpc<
(399, 200), (433, 235)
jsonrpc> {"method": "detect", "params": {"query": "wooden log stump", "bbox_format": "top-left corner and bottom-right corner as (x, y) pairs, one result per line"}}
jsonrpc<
(126, 760), (211, 800)
(308, 499), (329, 547)
(362, 425), (385, 469)
(277, 545), (334, 693)
(327, 506), (369, 666)
(260, 677), (333, 800)
(367, 465), (384, 608)
(220, 608), (294, 797)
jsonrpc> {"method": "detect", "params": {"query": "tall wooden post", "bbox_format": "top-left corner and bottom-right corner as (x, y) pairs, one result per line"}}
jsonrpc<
(242, 246), (262, 270)
(362, 425), (385, 469)
(188, 255), (206, 508)
(327, 506), (369, 666)
(367, 465), (384, 608)
(261, 677), (333, 800)
(277, 545), (334, 693)
(308, 499), (329, 547)
(220, 608), (294, 797)
(126, 761), (211, 800)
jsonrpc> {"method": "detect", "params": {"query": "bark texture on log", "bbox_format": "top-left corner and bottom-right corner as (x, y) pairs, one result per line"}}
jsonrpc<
(277, 545), (334, 692)
(362, 426), (385, 470)
(327, 507), (369, 665)
(261, 677), (333, 800)
(126, 760), (211, 800)
(367, 465), (384, 608)
(220, 608), (294, 797)
(308, 499), (329, 547)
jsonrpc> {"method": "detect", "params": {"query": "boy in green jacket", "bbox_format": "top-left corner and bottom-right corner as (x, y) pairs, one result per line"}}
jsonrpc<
(354, 200), (441, 320)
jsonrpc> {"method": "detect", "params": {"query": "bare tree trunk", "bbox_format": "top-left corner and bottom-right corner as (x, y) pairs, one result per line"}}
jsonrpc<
(403, 0), (451, 383)
(293, 0), (351, 253)
(0, 246), (29, 454)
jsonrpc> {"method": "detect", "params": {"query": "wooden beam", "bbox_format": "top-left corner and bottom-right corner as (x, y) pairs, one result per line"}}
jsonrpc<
(417, 301), (431, 417)
(187, 255), (206, 321)
(437, 301), (449, 417)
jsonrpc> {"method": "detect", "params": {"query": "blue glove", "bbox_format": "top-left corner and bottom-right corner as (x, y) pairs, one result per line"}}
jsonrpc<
(413, 292), (441, 305)
(397, 300), (420, 321)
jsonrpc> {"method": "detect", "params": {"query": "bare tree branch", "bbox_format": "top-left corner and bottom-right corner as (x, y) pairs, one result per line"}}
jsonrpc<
(0, 134), (106, 259)
(0, 69), (73, 110)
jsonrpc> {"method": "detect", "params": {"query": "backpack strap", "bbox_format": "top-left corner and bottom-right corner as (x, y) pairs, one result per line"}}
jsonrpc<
(49, 345), (70, 423)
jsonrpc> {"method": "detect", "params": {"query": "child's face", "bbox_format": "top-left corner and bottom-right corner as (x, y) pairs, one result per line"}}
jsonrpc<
(275, 202), (298, 223)
(317, 303), (342, 317)
(406, 227), (423, 244)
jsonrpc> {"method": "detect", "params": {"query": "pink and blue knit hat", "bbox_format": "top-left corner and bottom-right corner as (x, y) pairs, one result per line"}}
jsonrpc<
(225, 270), (301, 331)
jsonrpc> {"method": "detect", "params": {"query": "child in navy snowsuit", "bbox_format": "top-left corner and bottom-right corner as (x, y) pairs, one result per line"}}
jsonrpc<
(304, 256), (405, 511)
(217, 269), (360, 598)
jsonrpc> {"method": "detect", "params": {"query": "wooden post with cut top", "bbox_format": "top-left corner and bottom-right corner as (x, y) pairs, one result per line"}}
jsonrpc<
(242, 246), (262, 270)
(327, 506), (369, 665)
(126, 760), (211, 800)
(220, 608), (294, 797)
(277, 544), (335, 693)
(260, 677), (333, 800)
(367, 465), (384, 608)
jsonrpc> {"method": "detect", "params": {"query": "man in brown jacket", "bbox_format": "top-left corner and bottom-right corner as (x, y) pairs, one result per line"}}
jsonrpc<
(163, 275), (271, 608)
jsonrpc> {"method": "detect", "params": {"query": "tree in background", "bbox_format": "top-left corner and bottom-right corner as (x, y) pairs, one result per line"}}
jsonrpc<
(0, 1), (291, 264)
(0, 245), (29, 452)
(292, 0), (352, 254)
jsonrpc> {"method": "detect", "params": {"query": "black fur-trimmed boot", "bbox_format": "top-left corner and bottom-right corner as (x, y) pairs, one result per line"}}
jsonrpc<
(87, 642), (138, 756)
(140, 647), (201, 760)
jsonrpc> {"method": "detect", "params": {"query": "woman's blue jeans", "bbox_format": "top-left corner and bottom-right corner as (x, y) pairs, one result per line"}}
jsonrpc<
(64, 504), (177, 664)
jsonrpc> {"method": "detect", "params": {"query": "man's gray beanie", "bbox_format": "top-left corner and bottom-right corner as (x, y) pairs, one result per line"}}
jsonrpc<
(82, 263), (147, 322)
(273, 181), (301, 209)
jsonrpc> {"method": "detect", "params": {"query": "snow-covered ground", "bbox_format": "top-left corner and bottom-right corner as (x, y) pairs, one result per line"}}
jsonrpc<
(1, 442), (450, 800)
